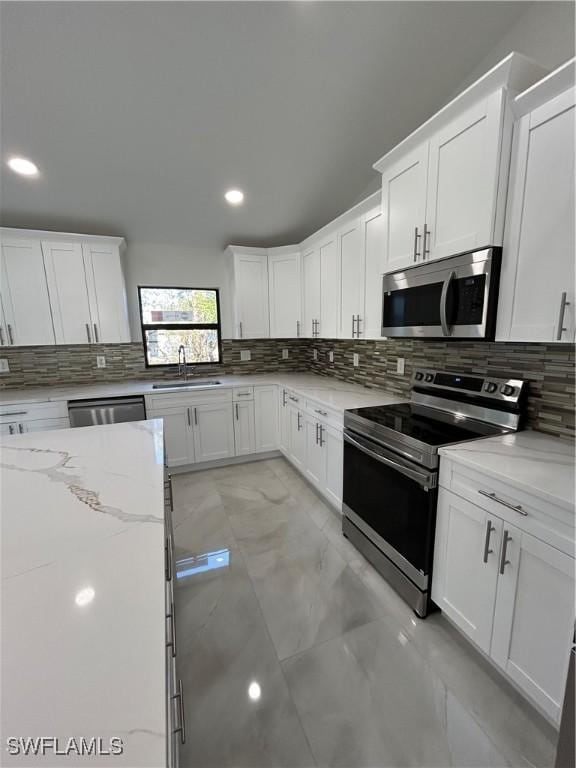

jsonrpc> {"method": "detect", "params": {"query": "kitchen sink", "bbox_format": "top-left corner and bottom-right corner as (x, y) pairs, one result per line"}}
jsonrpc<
(152, 380), (222, 389)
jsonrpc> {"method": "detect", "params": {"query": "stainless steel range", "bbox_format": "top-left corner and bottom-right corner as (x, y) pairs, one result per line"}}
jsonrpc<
(342, 369), (527, 618)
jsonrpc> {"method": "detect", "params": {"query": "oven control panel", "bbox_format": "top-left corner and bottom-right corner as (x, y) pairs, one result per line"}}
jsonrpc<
(412, 369), (526, 403)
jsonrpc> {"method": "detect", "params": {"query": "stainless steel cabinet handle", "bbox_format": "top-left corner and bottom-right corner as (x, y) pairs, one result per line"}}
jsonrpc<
(168, 474), (174, 512)
(440, 271), (455, 337)
(315, 422), (320, 445)
(282, 390), (287, 406)
(8, 424), (14, 435)
(0, 411), (27, 417)
(297, 412), (302, 431)
(483, 519), (495, 563)
(413, 227), (421, 262)
(172, 679), (186, 745)
(239, 321), (243, 338)
(18, 423), (24, 434)
(499, 530), (512, 575)
(93, 323), (99, 343)
(165, 534), (173, 581)
(194, 407), (198, 426)
(166, 601), (177, 658)
(289, 395), (299, 402)
(7, 324), (14, 345)
(478, 489), (527, 516)
(356, 315), (362, 337)
(352, 315), (356, 337)
(0, 327), (4, 345)
(314, 409), (328, 417)
(296, 320), (300, 338)
(235, 403), (239, 420)
(556, 292), (570, 340)
(187, 407), (191, 427)
(422, 225), (430, 259)
(85, 323), (92, 343)
(318, 424), (324, 447)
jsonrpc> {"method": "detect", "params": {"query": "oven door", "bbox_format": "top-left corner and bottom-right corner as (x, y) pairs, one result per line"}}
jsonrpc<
(381, 246), (500, 339)
(342, 430), (437, 589)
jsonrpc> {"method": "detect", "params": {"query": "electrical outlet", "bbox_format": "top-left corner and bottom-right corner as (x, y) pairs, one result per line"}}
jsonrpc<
(282, 349), (289, 359)
(313, 349), (318, 361)
(0, 358), (9, 373)
(328, 351), (334, 363)
(240, 350), (251, 361)
(353, 353), (360, 367)
(96, 355), (106, 369)
(396, 357), (405, 375)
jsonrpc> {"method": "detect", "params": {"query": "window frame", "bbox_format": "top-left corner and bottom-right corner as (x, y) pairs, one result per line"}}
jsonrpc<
(137, 285), (223, 369)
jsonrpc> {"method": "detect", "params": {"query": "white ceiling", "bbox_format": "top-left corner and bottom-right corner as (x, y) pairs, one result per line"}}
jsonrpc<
(1, 2), (533, 248)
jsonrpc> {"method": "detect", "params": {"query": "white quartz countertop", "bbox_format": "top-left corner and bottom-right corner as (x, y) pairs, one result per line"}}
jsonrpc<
(0, 373), (407, 413)
(439, 430), (575, 512)
(1, 420), (167, 766)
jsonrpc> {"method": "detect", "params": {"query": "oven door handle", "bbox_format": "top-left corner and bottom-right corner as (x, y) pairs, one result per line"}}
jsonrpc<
(343, 433), (436, 489)
(440, 270), (456, 337)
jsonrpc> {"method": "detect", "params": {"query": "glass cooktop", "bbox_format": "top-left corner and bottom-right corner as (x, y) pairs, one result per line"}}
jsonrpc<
(346, 402), (508, 448)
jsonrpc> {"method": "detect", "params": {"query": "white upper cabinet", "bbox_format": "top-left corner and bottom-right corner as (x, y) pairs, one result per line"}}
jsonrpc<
(227, 247), (270, 339)
(380, 142), (429, 272)
(0, 237), (55, 346)
(425, 92), (505, 260)
(82, 243), (130, 343)
(268, 248), (301, 338)
(302, 245), (321, 338)
(338, 216), (366, 339)
(43, 240), (94, 344)
(363, 207), (385, 339)
(374, 54), (547, 274)
(319, 233), (339, 339)
(497, 62), (575, 343)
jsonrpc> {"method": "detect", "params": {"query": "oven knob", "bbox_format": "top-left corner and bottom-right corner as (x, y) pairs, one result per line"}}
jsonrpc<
(425, 374), (434, 383)
(484, 382), (498, 393)
(500, 385), (515, 397)
(414, 372), (424, 381)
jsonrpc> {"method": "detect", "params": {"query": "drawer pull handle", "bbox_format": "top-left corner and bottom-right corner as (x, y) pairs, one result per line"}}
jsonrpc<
(499, 530), (513, 575)
(172, 679), (186, 745)
(166, 601), (177, 658)
(165, 534), (173, 581)
(314, 409), (328, 417)
(478, 490), (527, 516)
(483, 520), (495, 563)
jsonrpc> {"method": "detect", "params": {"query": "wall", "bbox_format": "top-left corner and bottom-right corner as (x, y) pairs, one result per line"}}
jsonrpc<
(122, 242), (233, 340)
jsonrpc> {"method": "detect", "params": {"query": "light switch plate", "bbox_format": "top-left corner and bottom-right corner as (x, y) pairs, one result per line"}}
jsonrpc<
(282, 349), (289, 359)
(0, 358), (9, 373)
(396, 357), (405, 375)
(353, 353), (360, 367)
(240, 350), (251, 361)
(96, 355), (106, 369)
(313, 349), (318, 361)
(328, 351), (334, 363)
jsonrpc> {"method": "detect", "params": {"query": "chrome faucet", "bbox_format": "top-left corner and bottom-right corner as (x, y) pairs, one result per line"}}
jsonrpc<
(178, 345), (188, 380)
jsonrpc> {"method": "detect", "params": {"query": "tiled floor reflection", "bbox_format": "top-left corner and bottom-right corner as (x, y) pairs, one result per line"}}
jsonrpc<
(172, 458), (558, 768)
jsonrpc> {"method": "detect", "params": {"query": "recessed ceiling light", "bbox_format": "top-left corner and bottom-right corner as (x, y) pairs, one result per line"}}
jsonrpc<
(225, 189), (244, 205)
(7, 156), (39, 177)
(75, 586), (95, 607)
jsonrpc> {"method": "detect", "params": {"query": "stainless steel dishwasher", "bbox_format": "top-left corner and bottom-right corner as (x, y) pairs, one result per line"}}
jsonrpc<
(68, 396), (146, 427)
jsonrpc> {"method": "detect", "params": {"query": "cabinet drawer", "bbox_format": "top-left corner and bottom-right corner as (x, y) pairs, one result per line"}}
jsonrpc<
(0, 400), (68, 423)
(145, 388), (232, 410)
(305, 398), (342, 429)
(440, 457), (575, 557)
(233, 386), (254, 401)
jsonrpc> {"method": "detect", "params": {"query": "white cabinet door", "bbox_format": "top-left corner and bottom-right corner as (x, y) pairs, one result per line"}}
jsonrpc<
(319, 234), (339, 338)
(254, 385), (278, 452)
(192, 403), (235, 462)
(288, 406), (305, 470)
(278, 390), (290, 455)
(381, 142), (429, 272)
(302, 246), (320, 338)
(323, 424), (343, 509)
(497, 88), (575, 343)
(233, 400), (256, 456)
(432, 489), (502, 654)
(425, 91), (504, 261)
(42, 241), (93, 344)
(234, 253), (269, 339)
(149, 407), (194, 468)
(82, 243), (130, 343)
(338, 217), (366, 339)
(304, 414), (325, 488)
(269, 251), (301, 338)
(490, 525), (575, 722)
(362, 208), (384, 339)
(0, 239), (55, 346)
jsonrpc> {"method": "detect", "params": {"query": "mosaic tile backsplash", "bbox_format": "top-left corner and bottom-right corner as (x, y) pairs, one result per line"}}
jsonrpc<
(1, 338), (573, 439)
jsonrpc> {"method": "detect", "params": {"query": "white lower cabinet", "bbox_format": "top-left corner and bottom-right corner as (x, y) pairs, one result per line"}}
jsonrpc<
(288, 405), (306, 470)
(323, 424), (344, 508)
(191, 403), (235, 463)
(254, 385), (278, 452)
(233, 400), (256, 456)
(152, 406), (195, 467)
(303, 414), (343, 508)
(433, 484), (575, 723)
(304, 413), (325, 487)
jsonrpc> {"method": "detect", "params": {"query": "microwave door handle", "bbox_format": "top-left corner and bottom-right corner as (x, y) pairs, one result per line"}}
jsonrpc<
(343, 433), (434, 489)
(440, 270), (456, 337)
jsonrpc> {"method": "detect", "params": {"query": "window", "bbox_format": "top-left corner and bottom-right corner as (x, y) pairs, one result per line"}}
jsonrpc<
(138, 286), (222, 367)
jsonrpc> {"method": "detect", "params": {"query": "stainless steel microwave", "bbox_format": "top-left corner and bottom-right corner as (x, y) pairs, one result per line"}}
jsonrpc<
(381, 246), (502, 339)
